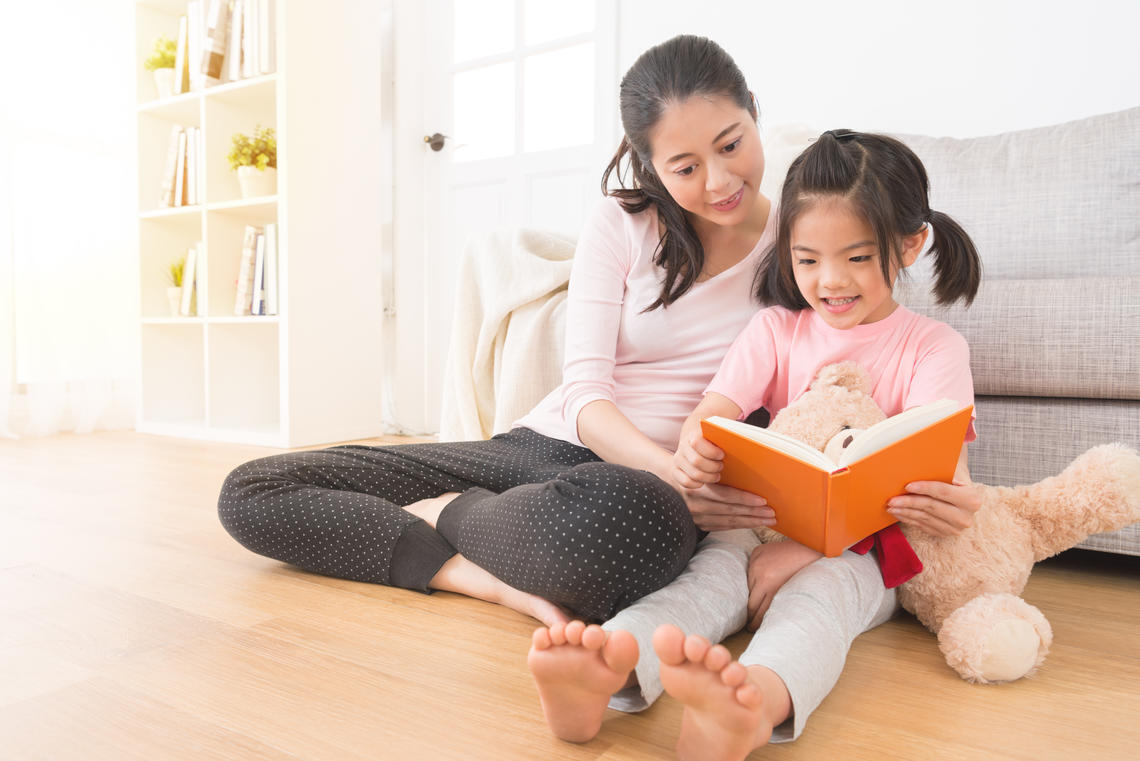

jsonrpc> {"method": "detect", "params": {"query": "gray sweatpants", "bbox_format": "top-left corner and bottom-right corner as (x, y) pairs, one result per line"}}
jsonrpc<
(603, 529), (898, 742)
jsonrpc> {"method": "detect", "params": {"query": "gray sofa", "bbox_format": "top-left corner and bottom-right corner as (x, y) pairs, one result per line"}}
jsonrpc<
(444, 106), (1140, 555)
(892, 106), (1139, 555)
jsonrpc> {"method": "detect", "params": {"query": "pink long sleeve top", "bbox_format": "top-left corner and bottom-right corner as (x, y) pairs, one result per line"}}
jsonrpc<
(515, 196), (778, 452)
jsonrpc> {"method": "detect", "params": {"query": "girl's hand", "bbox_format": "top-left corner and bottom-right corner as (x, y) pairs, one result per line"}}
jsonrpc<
(675, 481), (774, 532)
(745, 541), (822, 631)
(887, 479), (982, 536)
(672, 427), (726, 489)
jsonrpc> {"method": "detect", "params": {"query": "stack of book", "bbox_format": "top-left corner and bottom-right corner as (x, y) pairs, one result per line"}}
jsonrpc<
(158, 125), (204, 208)
(168, 0), (276, 96)
(234, 223), (278, 316)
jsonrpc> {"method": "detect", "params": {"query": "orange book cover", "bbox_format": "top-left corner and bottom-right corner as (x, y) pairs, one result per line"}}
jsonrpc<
(700, 403), (973, 557)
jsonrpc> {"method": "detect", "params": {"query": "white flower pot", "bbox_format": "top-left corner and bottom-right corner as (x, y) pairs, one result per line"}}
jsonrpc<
(153, 67), (175, 100)
(237, 165), (277, 199)
(166, 286), (183, 316)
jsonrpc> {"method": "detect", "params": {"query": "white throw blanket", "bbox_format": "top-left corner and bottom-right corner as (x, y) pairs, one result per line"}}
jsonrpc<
(439, 228), (575, 441)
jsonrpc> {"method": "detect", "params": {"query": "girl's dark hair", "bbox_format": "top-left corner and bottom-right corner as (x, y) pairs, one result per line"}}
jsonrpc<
(756, 130), (981, 309)
(601, 35), (755, 311)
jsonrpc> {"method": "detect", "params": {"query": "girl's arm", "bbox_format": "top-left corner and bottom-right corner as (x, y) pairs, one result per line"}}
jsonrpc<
(672, 392), (742, 488)
(887, 443), (982, 535)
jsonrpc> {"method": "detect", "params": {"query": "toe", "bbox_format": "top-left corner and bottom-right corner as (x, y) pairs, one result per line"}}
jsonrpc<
(719, 661), (748, 688)
(682, 634), (711, 664)
(603, 629), (640, 673)
(735, 681), (764, 710)
(532, 627), (553, 650)
(652, 624), (687, 666)
(581, 624), (606, 651)
(704, 644), (732, 672)
(564, 620), (586, 645)
(549, 621), (568, 646)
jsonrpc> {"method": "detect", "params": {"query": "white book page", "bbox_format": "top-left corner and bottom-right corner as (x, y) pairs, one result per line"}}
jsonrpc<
(705, 416), (836, 471)
(837, 399), (960, 467)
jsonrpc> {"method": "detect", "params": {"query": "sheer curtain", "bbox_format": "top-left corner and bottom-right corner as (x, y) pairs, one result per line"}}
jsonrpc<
(0, 1), (137, 438)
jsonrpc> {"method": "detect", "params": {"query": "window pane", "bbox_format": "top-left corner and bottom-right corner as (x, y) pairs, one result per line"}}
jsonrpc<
(454, 62), (516, 162)
(523, 43), (594, 153)
(453, 0), (516, 63)
(523, 0), (594, 45)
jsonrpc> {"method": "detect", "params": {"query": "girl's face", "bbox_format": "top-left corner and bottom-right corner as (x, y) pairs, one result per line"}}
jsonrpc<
(647, 95), (765, 230)
(790, 198), (925, 329)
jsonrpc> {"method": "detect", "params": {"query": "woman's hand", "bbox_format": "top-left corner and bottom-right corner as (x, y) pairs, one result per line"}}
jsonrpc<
(887, 479), (981, 536)
(675, 481), (774, 532)
(745, 541), (822, 631)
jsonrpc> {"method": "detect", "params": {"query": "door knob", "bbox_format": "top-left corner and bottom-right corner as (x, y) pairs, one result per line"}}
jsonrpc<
(423, 133), (448, 151)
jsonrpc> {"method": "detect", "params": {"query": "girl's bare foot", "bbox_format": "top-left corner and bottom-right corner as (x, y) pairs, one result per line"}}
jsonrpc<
(528, 621), (639, 743)
(430, 554), (570, 628)
(654, 624), (777, 761)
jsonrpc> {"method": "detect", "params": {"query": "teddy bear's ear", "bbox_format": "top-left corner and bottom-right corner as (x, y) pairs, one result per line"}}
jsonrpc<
(811, 361), (872, 394)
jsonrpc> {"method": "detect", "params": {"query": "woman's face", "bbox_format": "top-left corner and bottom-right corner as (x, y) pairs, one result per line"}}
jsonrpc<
(646, 94), (765, 230)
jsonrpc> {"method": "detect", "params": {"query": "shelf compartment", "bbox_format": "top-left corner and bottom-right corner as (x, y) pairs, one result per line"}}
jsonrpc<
(140, 323), (207, 425)
(204, 77), (277, 205)
(138, 109), (203, 215)
(207, 322), (280, 432)
(204, 206), (278, 318)
(139, 214), (204, 319)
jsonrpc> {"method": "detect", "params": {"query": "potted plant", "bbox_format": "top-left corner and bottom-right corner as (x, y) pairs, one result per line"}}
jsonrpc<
(145, 35), (178, 99)
(166, 256), (185, 316)
(227, 125), (277, 198)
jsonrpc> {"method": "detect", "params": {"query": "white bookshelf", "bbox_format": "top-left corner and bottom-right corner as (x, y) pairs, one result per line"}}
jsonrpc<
(134, 0), (386, 447)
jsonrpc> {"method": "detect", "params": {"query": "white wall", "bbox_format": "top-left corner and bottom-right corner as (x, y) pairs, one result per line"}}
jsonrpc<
(620, 0), (1140, 137)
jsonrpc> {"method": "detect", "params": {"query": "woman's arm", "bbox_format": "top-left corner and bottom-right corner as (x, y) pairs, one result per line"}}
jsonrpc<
(887, 443), (982, 535)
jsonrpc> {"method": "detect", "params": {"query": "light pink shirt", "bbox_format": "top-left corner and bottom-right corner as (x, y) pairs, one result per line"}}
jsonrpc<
(706, 304), (977, 440)
(516, 196), (778, 451)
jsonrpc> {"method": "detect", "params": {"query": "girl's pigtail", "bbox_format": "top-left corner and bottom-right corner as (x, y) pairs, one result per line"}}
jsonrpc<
(927, 209), (982, 305)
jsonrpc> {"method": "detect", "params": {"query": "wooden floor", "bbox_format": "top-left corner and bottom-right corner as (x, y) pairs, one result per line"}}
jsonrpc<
(2, 431), (1139, 761)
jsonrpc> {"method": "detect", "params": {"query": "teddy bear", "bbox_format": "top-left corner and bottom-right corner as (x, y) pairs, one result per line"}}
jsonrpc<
(760, 361), (1140, 683)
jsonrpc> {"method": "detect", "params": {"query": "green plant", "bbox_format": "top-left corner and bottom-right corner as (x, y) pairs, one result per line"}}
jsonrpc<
(227, 125), (277, 171)
(167, 256), (185, 288)
(144, 35), (177, 71)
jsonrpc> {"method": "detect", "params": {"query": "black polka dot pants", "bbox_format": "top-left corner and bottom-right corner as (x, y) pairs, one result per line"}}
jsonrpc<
(218, 428), (698, 621)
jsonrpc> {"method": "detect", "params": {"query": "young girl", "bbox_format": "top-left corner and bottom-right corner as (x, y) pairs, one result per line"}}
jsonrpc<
(217, 36), (772, 633)
(529, 130), (983, 758)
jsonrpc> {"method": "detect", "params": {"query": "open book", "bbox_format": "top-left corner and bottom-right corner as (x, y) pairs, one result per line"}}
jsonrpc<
(700, 400), (973, 557)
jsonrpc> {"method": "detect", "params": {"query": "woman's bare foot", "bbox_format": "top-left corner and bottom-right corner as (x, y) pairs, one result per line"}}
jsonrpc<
(654, 624), (779, 761)
(404, 492), (461, 528)
(430, 553), (570, 628)
(528, 621), (639, 743)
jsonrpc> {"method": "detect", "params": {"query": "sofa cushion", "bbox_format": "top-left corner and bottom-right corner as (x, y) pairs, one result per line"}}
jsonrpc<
(896, 106), (1140, 280)
(897, 276), (1140, 400)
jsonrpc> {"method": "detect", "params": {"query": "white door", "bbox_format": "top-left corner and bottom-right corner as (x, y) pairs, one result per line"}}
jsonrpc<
(388, 0), (619, 434)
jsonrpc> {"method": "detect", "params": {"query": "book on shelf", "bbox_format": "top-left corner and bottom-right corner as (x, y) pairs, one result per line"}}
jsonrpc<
(263, 222), (278, 315)
(251, 231), (266, 315)
(173, 15), (190, 95)
(173, 130), (188, 207)
(242, 0), (256, 78)
(234, 225), (260, 315)
(185, 126), (197, 205)
(227, 0), (244, 82)
(179, 242), (202, 316)
(202, 0), (232, 84)
(158, 125), (182, 207)
(700, 400), (973, 557)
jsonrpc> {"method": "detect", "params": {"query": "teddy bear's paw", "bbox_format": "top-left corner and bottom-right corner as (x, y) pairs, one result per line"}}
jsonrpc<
(937, 593), (1053, 684)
